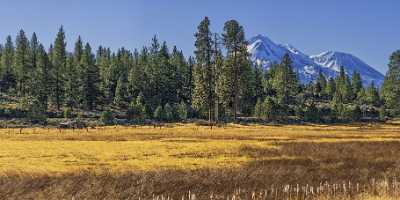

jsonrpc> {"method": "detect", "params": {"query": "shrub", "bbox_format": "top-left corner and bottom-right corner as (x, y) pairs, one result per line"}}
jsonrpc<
(153, 105), (163, 121)
(304, 103), (319, 122)
(164, 103), (174, 122)
(254, 98), (263, 119)
(127, 98), (146, 121)
(64, 108), (73, 119)
(176, 102), (188, 120)
(100, 111), (114, 125)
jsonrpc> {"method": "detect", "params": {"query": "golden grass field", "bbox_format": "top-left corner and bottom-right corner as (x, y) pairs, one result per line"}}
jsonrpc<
(0, 122), (400, 199)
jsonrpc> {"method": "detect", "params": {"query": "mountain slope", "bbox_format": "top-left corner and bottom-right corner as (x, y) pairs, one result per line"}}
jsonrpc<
(248, 35), (384, 86)
(311, 51), (384, 86)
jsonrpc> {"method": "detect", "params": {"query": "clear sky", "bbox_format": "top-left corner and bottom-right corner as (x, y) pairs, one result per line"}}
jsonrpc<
(1, 0), (399, 73)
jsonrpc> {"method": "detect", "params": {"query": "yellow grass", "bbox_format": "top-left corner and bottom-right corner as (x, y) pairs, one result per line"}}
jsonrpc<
(0, 122), (399, 174)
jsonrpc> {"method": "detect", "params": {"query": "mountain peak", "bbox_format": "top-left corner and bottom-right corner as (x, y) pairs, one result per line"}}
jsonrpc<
(248, 35), (384, 86)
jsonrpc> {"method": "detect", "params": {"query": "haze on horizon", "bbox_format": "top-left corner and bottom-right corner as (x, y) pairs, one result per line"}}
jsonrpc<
(1, 0), (399, 74)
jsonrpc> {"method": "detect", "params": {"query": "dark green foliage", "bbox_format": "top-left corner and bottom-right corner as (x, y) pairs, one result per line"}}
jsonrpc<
(0, 36), (16, 92)
(19, 96), (47, 123)
(14, 30), (31, 97)
(0, 20), (392, 124)
(81, 43), (100, 110)
(64, 107), (73, 119)
(381, 50), (400, 116)
(351, 71), (363, 98)
(262, 97), (277, 121)
(100, 111), (114, 125)
(127, 94), (147, 121)
(164, 103), (174, 122)
(304, 103), (319, 122)
(176, 101), (188, 120)
(254, 98), (263, 119)
(33, 44), (51, 110)
(192, 17), (215, 122)
(153, 105), (163, 121)
(52, 26), (67, 110)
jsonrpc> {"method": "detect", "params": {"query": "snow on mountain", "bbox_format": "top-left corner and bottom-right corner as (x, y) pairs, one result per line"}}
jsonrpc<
(248, 35), (384, 86)
(311, 51), (384, 86)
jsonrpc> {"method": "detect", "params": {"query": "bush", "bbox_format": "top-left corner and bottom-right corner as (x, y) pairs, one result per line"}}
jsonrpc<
(254, 99), (263, 119)
(64, 108), (74, 119)
(262, 97), (277, 120)
(127, 99), (146, 121)
(164, 103), (174, 122)
(304, 103), (319, 122)
(176, 102), (188, 120)
(100, 111), (114, 125)
(18, 97), (47, 123)
(153, 105), (163, 121)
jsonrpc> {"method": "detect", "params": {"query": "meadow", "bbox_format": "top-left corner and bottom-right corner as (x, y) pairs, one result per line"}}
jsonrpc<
(0, 122), (400, 199)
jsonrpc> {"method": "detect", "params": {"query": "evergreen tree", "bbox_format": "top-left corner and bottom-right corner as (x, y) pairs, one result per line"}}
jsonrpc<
(381, 50), (400, 116)
(64, 54), (79, 109)
(192, 17), (215, 122)
(334, 66), (353, 104)
(81, 43), (100, 110)
(365, 82), (380, 106)
(263, 97), (277, 121)
(114, 75), (128, 107)
(52, 26), (67, 110)
(315, 72), (327, 99)
(326, 77), (336, 100)
(0, 36), (16, 91)
(153, 105), (163, 121)
(270, 54), (299, 115)
(164, 103), (174, 122)
(351, 71), (363, 99)
(128, 48), (146, 100)
(254, 98), (263, 119)
(33, 44), (51, 110)
(176, 101), (189, 120)
(14, 29), (31, 97)
(127, 93), (147, 121)
(222, 19), (254, 120)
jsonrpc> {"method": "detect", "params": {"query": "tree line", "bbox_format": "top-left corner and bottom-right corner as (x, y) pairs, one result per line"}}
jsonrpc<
(0, 17), (399, 124)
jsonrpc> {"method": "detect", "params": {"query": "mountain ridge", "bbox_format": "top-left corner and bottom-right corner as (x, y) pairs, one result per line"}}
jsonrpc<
(247, 35), (384, 86)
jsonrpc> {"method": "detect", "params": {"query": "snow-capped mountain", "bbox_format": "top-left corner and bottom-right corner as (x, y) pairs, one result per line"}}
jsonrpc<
(311, 51), (384, 86)
(248, 35), (384, 86)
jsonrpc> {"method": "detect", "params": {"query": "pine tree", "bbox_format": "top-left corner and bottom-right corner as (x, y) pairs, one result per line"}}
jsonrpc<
(128, 48), (146, 100)
(64, 54), (79, 109)
(365, 82), (380, 106)
(193, 17), (214, 122)
(334, 66), (353, 104)
(176, 101), (188, 120)
(326, 77), (336, 100)
(222, 19), (253, 120)
(0, 36), (16, 91)
(81, 43), (100, 110)
(316, 72), (327, 99)
(153, 105), (163, 121)
(14, 29), (31, 97)
(381, 50), (400, 116)
(254, 98), (263, 119)
(114, 75), (128, 107)
(52, 26), (67, 110)
(263, 97), (277, 121)
(351, 71), (363, 99)
(33, 44), (51, 110)
(164, 103), (174, 122)
(271, 54), (299, 114)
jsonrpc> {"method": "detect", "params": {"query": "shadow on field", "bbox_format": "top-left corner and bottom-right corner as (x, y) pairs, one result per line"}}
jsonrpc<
(1, 141), (400, 199)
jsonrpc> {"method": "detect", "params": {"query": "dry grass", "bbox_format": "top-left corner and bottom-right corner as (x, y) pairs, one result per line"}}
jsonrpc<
(0, 122), (399, 199)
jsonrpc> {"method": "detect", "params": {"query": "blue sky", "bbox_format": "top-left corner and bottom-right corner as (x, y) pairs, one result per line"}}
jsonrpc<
(1, 0), (399, 73)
